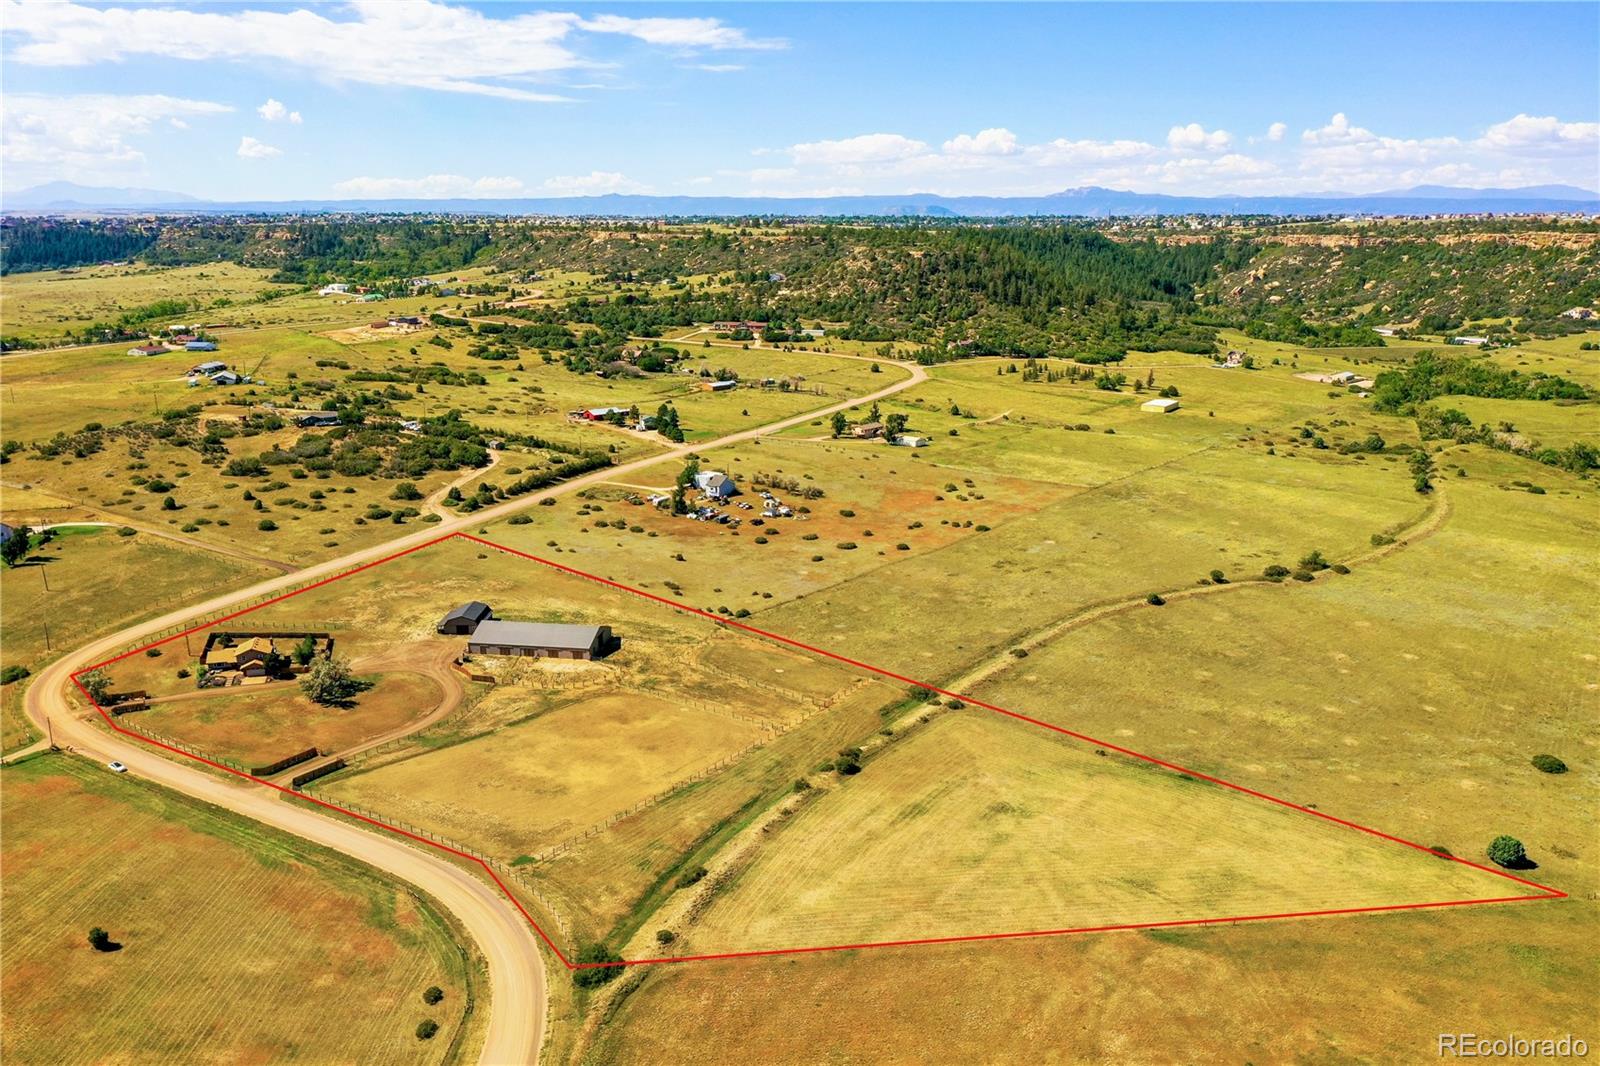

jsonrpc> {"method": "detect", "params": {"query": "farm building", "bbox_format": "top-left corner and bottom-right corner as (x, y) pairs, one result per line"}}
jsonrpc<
(1141, 397), (1181, 413)
(1328, 371), (1359, 385)
(702, 379), (737, 392)
(210, 370), (242, 386)
(318, 283), (350, 295)
(578, 406), (629, 421)
(127, 344), (167, 356)
(893, 435), (931, 448)
(185, 340), (218, 352)
(694, 471), (737, 499)
(201, 632), (332, 686)
(189, 360), (227, 375)
(438, 601), (494, 635)
(467, 620), (616, 660)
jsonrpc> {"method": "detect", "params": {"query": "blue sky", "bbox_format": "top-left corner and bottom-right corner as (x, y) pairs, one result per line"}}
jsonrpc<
(3, 1), (1597, 200)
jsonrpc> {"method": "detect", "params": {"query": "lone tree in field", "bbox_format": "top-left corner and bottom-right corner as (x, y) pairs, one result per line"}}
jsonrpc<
(1, 525), (32, 568)
(299, 656), (360, 705)
(80, 668), (112, 705)
(87, 927), (116, 952)
(1486, 835), (1527, 868)
(415, 1020), (439, 1041)
(422, 986), (444, 1005)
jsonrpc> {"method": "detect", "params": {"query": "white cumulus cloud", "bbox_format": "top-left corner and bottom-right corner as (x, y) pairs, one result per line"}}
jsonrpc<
(236, 135), (281, 159)
(787, 133), (929, 166)
(1, 93), (231, 179)
(1167, 122), (1232, 152)
(257, 98), (302, 124)
(1479, 114), (1599, 153)
(542, 170), (648, 195)
(942, 128), (1020, 157)
(1266, 121), (1287, 142)
(0, 0), (781, 103)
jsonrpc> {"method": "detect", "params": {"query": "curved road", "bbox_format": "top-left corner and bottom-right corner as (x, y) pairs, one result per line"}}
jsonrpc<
(22, 354), (927, 1065)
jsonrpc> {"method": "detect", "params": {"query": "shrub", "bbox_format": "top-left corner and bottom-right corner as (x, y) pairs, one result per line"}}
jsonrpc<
(1009, 648), (1028, 658)
(1209, 569), (1227, 584)
(1531, 754), (1568, 774)
(508, 514), (532, 525)
(655, 929), (676, 945)
(1146, 592), (1165, 605)
(675, 866), (707, 889)
(1330, 563), (1350, 574)
(391, 482), (423, 501)
(416, 1020), (439, 1040)
(257, 519), (278, 531)
(1486, 835), (1527, 868)
(793, 779), (812, 792)
(1263, 564), (1290, 581)
(1, 665), (29, 685)
(422, 986), (444, 1005)
(87, 927), (115, 952)
(117, 527), (136, 536)
(571, 944), (624, 988)
(1299, 549), (1331, 572)
(835, 541), (857, 550)
(1291, 570), (1315, 582)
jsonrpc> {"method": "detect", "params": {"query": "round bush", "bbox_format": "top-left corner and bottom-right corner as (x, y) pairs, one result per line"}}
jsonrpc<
(1486, 835), (1527, 868)
(416, 1020), (439, 1041)
(1531, 754), (1568, 774)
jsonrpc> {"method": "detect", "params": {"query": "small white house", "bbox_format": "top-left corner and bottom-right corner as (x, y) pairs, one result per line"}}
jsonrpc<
(1141, 397), (1181, 414)
(693, 471), (737, 499)
(1451, 336), (1489, 346)
(893, 435), (931, 448)
(318, 283), (350, 295)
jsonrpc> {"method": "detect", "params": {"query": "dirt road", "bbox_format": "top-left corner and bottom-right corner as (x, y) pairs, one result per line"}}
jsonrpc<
(21, 353), (927, 1064)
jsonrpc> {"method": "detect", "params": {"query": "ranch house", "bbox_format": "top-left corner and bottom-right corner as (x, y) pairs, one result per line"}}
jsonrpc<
(466, 620), (617, 661)
(694, 470), (737, 499)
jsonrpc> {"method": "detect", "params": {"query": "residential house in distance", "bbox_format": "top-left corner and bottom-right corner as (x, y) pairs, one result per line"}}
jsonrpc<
(437, 601), (494, 635)
(318, 283), (350, 296)
(297, 412), (341, 428)
(1141, 397), (1181, 413)
(466, 620), (617, 660)
(210, 370), (242, 386)
(852, 421), (885, 439)
(1222, 349), (1247, 367)
(1373, 327), (1398, 337)
(1560, 306), (1594, 320)
(694, 470), (738, 499)
(127, 343), (167, 356)
(1451, 336), (1489, 346)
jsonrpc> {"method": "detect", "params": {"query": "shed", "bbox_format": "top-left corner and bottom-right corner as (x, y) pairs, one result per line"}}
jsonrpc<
(893, 435), (931, 447)
(189, 360), (227, 375)
(185, 340), (218, 352)
(467, 620), (615, 660)
(438, 601), (493, 635)
(210, 370), (242, 386)
(1141, 397), (1181, 413)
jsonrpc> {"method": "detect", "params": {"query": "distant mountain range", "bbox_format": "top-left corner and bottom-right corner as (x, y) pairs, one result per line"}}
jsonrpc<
(5, 181), (1597, 218)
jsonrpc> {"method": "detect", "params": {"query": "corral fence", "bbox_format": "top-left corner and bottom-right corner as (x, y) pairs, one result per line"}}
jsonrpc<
(115, 718), (250, 775)
(290, 758), (346, 790)
(251, 747), (320, 777)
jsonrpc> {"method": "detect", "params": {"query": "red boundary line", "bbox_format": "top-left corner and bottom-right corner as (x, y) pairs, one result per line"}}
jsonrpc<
(73, 530), (1565, 971)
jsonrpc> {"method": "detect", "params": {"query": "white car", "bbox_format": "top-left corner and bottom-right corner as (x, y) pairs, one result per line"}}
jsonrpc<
(107, 761), (128, 773)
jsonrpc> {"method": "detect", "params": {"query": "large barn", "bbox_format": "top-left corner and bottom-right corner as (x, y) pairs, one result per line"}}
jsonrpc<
(466, 620), (616, 660)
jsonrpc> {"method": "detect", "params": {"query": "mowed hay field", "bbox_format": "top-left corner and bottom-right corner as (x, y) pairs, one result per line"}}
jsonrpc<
(323, 693), (768, 858)
(131, 671), (446, 767)
(684, 711), (1513, 955)
(0, 754), (472, 1065)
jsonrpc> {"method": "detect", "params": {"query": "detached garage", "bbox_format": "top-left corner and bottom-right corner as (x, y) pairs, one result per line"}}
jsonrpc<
(466, 620), (616, 660)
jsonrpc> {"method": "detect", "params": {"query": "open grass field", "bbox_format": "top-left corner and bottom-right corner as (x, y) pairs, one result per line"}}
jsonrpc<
(324, 692), (768, 858)
(0, 526), (274, 751)
(584, 430), (1598, 1065)
(683, 710), (1514, 955)
(132, 671), (446, 768)
(0, 263), (283, 344)
(0, 753), (473, 1065)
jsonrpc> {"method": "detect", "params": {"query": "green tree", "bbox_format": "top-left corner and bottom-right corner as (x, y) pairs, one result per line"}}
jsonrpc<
(299, 656), (359, 705)
(1409, 448), (1435, 494)
(80, 668), (112, 705)
(1486, 835), (1527, 868)
(1, 525), (32, 567)
(415, 1020), (439, 1041)
(883, 412), (908, 443)
(572, 944), (624, 988)
(830, 410), (848, 438)
(422, 986), (445, 1005)
(88, 927), (115, 951)
(292, 635), (316, 666)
